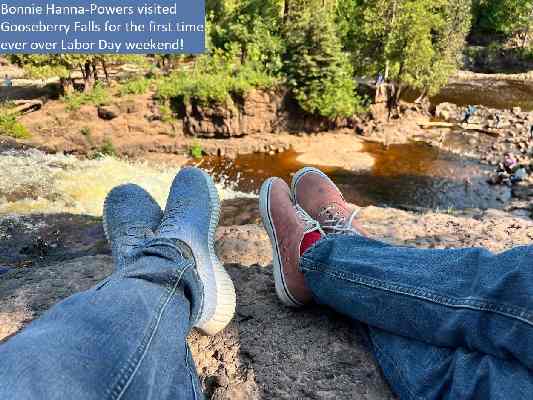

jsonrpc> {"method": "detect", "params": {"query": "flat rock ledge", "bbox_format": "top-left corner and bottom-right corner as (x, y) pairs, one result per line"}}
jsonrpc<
(1, 207), (533, 399)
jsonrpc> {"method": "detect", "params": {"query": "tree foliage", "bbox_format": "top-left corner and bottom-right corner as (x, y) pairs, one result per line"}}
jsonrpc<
(473, 0), (533, 43)
(10, 54), (145, 93)
(284, 0), (361, 117)
(4, 0), (491, 119)
(209, 0), (285, 75)
(339, 0), (471, 99)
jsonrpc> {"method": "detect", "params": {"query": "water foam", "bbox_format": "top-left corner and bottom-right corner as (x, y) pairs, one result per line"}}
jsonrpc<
(0, 149), (254, 217)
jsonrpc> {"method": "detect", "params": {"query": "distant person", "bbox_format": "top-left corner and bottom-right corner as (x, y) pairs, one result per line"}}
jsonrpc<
(502, 152), (518, 174)
(491, 153), (526, 185)
(463, 105), (477, 123)
(529, 123), (533, 141)
(376, 72), (384, 86)
(375, 72), (385, 101)
(495, 112), (502, 128)
(3, 74), (12, 87)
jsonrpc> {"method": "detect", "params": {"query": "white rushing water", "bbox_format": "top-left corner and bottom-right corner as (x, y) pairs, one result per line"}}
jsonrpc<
(0, 149), (254, 217)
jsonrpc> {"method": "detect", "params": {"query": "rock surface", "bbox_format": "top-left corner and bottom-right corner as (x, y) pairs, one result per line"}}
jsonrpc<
(1, 204), (532, 399)
(183, 89), (353, 138)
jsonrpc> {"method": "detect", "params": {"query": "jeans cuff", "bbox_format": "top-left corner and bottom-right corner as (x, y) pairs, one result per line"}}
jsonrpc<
(128, 237), (203, 327)
(138, 237), (194, 261)
(299, 234), (337, 272)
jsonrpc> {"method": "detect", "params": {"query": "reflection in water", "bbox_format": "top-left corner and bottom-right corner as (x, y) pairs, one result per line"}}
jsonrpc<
(199, 141), (511, 210)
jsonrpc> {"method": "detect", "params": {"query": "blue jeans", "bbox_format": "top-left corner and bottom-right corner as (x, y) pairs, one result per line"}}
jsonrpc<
(301, 234), (533, 400)
(0, 237), (204, 400)
(2, 232), (532, 399)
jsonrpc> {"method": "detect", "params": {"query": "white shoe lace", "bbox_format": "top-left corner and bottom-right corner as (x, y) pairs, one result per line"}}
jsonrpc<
(320, 205), (361, 235)
(294, 204), (325, 236)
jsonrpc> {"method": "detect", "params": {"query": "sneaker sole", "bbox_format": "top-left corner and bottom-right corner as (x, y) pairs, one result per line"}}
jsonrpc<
(102, 179), (236, 337)
(259, 178), (303, 308)
(291, 167), (344, 205)
(194, 169), (237, 336)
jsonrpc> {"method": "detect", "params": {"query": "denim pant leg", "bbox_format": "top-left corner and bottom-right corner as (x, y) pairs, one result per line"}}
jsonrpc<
(365, 326), (533, 400)
(300, 234), (533, 369)
(0, 238), (204, 400)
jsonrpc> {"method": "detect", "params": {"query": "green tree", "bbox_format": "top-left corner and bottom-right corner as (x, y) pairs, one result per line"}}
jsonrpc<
(340, 0), (471, 105)
(9, 54), (145, 93)
(473, 0), (533, 46)
(209, 0), (285, 75)
(284, 0), (361, 118)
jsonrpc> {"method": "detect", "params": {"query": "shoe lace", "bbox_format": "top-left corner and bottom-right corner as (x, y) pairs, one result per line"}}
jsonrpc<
(320, 205), (361, 235)
(156, 208), (184, 235)
(123, 226), (155, 245)
(295, 204), (325, 236)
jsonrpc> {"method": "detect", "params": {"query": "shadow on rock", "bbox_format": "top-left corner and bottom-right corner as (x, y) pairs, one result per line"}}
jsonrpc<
(0, 213), (109, 268)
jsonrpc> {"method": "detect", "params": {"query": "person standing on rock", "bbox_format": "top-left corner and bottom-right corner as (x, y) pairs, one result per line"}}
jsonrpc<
(463, 105), (476, 124)
(2, 74), (12, 87)
(260, 166), (533, 400)
(495, 112), (501, 128)
(0, 167), (236, 399)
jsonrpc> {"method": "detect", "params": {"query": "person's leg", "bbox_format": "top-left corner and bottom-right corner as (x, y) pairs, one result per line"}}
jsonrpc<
(300, 234), (533, 369)
(0, 184), (203, 400)
(0, 169), (236, 400)
(261, 170), (533, 399)
(0, 237), (204, 400)
(289, 167), (533, 369)
(365, 326), (533, 400)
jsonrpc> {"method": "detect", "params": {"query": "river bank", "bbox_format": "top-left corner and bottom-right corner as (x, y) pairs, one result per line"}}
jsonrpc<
(3, 78), (531, 215)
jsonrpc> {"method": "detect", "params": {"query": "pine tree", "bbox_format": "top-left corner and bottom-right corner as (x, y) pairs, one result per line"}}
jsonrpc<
(284, 0), (360, 118)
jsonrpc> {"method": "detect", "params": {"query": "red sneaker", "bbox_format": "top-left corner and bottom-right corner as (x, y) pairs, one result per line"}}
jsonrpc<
(291, 167), (365, 235)
(259, 177), (324, 307)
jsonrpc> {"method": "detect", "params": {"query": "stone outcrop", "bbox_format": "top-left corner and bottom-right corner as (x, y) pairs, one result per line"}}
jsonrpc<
(97, 105), (120, 120)
(434, 103), (533, 188)
(184, 90), (282, 138)
(183, 89), (352, 138)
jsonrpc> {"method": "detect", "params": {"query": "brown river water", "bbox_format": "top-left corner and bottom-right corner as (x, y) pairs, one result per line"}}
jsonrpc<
(197, 141), (510, 211)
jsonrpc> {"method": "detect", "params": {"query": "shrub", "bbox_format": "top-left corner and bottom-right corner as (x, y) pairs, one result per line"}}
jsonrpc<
(98, 139), (117, 157)
(158, 104), (175, 123)
(0, 107), (31, 139)
(63, 84), (111, 111)
(190, 142), (203, 159)
(119, 77), (151, 96)
(154, 47), (278, 108)
(80, 126), (91, 136)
